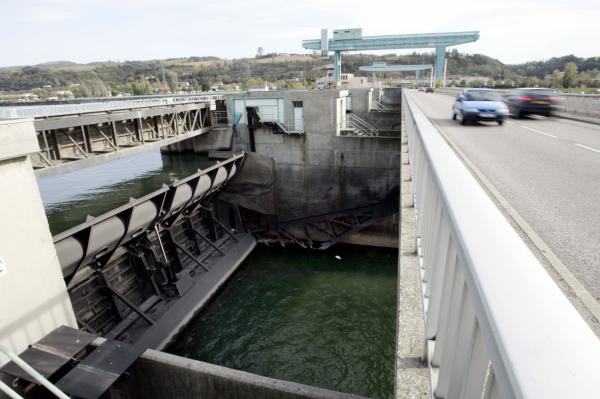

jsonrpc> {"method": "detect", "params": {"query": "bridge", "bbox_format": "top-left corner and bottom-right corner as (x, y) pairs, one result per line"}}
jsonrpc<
(1, 86), (600, 399)
(0, 94), (228, 176)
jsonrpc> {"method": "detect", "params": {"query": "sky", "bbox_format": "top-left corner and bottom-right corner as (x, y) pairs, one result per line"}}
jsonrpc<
(1, 0), (598, 67)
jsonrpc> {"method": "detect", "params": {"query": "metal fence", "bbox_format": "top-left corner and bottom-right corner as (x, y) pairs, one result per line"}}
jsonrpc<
(402, 90), (600, 399)
(0, 93), (226, 119)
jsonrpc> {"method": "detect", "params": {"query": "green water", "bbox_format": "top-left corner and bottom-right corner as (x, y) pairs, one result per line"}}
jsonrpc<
(37, 149), (215, 235)
(168, 244), (398, 399)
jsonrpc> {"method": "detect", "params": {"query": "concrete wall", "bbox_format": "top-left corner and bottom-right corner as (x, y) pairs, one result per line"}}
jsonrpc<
(132, 349), (368, 399)
(346, 88), (401, 130)
(0, 119), (76, 367)
(221, 90), (401, 218)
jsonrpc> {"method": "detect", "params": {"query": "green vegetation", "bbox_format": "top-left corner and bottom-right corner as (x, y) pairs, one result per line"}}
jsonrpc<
(1, 52), (599, 100)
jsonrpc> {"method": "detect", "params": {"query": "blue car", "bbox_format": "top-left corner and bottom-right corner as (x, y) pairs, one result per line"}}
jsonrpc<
(452, 89), (509, 125)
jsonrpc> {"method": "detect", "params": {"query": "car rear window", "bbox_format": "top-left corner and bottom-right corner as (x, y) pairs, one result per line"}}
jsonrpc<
(464, 90), (502, 101)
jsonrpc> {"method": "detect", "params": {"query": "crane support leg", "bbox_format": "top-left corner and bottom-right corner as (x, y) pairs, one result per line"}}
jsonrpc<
(333, 51), (342, 84)
(435, 46), (446, 84)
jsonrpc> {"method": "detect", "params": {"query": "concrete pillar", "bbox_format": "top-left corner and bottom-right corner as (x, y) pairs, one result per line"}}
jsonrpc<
(435, 46), (446, 84)
(0, 119), (76, 366)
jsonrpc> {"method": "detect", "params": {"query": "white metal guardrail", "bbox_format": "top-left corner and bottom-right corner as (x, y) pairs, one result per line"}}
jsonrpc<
(402, 90), (600, 399)
(560, 93), (600, 117)
(0, 93), (227, 119)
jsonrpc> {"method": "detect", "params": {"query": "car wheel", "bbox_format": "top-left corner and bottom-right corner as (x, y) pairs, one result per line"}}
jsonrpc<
(460, 113), (467, 125)
(497, 120), (504, 126)
(513, 109), (521, 119)
(452, 112), (456, 120)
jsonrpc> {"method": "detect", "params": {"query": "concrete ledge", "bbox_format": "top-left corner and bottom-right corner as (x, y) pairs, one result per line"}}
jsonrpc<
(395, 140), (430, 399)
(133, 349), (368, 399)
(0, 119), (39, 162)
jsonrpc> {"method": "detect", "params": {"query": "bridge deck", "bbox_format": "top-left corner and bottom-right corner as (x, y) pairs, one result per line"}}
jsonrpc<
(409, 90), (600, 335)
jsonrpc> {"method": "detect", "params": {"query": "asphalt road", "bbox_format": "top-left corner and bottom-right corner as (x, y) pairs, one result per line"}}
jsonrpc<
(409, 91), (600, 307)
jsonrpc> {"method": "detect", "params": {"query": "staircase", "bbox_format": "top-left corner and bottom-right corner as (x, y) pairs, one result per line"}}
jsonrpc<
(346, 114), (378, 136)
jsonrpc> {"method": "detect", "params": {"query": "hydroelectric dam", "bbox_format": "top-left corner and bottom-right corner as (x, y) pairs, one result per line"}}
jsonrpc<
(2, 25), (600, 399)
(0, 87), (406, 399)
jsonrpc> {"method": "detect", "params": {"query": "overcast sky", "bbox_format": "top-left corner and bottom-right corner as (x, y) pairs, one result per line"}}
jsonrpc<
(1, 0), (598, 67)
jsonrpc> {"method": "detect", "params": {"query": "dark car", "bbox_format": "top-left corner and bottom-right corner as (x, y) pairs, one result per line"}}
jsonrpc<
(505, 88), (561, 118)
(452, 89), (508, 125)
(425, 87), (434, 93)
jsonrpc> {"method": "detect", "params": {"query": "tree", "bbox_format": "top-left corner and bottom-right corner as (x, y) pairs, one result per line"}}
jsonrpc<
(165, 70), (179, 93)
(256, 47), (264, 58)
(525, 76), (539, 87)
(550, 69), (563, 88)
(562, 62), (578, 88)
(72, 83), (90, 98)
(132, 77), (152, 95)
(244, 78), (264, 89)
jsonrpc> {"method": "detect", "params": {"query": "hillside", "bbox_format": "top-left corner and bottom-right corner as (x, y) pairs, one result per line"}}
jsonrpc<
(1, 52), (599, 98)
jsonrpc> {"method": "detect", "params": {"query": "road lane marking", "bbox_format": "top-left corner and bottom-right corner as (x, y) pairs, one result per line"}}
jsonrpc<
(575, 143), (600, 154)
(520, 125), (557, 138)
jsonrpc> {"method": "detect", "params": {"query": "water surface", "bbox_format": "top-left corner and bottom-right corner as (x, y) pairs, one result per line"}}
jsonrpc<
(38, 149), (215, 234)
(168, 244), (398, 399)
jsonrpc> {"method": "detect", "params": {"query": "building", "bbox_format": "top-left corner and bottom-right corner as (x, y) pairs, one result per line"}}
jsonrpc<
(316, 64), (368, 89)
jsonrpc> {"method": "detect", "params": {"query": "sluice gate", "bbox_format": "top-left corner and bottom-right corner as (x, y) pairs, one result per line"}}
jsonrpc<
(52, 153), (249, 347)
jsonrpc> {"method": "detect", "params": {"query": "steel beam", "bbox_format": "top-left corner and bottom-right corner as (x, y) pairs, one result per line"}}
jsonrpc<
(302, 31), (480, 51)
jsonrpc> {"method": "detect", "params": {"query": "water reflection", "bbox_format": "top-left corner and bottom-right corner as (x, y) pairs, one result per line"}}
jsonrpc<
(168, 245), (398, 399)
(38, 150), (216, 235)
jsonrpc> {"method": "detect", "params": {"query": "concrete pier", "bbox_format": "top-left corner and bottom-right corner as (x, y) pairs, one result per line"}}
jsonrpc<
(0, 119), (76, 367)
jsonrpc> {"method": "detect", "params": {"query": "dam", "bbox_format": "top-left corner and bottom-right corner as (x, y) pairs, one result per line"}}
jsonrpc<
(0, 87), (404, 399)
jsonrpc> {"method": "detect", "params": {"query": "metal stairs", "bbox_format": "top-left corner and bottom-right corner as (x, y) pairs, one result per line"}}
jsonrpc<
(346, 114), (378, 136)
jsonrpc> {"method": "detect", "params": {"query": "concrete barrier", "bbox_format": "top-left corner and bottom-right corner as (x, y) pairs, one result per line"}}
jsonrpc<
(132, 350), (368, 399)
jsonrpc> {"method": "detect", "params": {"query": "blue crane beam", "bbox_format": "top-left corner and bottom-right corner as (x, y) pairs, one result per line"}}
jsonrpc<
(303, 30), (480, 84)
(302, 31), (479, 52)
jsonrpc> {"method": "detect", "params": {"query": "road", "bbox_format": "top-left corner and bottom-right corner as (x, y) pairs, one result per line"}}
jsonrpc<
(408, 91), (600, 314)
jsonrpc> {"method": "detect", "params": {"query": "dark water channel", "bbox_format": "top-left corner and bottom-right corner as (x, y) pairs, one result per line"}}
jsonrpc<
(37, 149), (215, 234)
(168, 245), (398, 399)
(37, 149), (398, 398)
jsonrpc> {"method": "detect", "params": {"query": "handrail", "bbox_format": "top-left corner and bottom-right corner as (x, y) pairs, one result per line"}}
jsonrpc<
(402, 89), (600, 398)
(346, 114), (378, 136)
(0, 344), (70, 399)
(0, 93), (226, 120)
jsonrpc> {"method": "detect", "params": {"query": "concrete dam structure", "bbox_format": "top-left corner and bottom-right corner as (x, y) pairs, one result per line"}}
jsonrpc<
(0, 87), (404, 399)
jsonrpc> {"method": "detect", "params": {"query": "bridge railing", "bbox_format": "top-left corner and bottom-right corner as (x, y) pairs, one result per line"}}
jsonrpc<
(0, 93), (226, 119)
(402, 90), (600, 399)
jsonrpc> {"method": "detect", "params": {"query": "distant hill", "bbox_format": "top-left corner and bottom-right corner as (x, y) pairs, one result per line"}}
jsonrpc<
(0, 52), (598, 95)
(34, 60), (80, 69)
